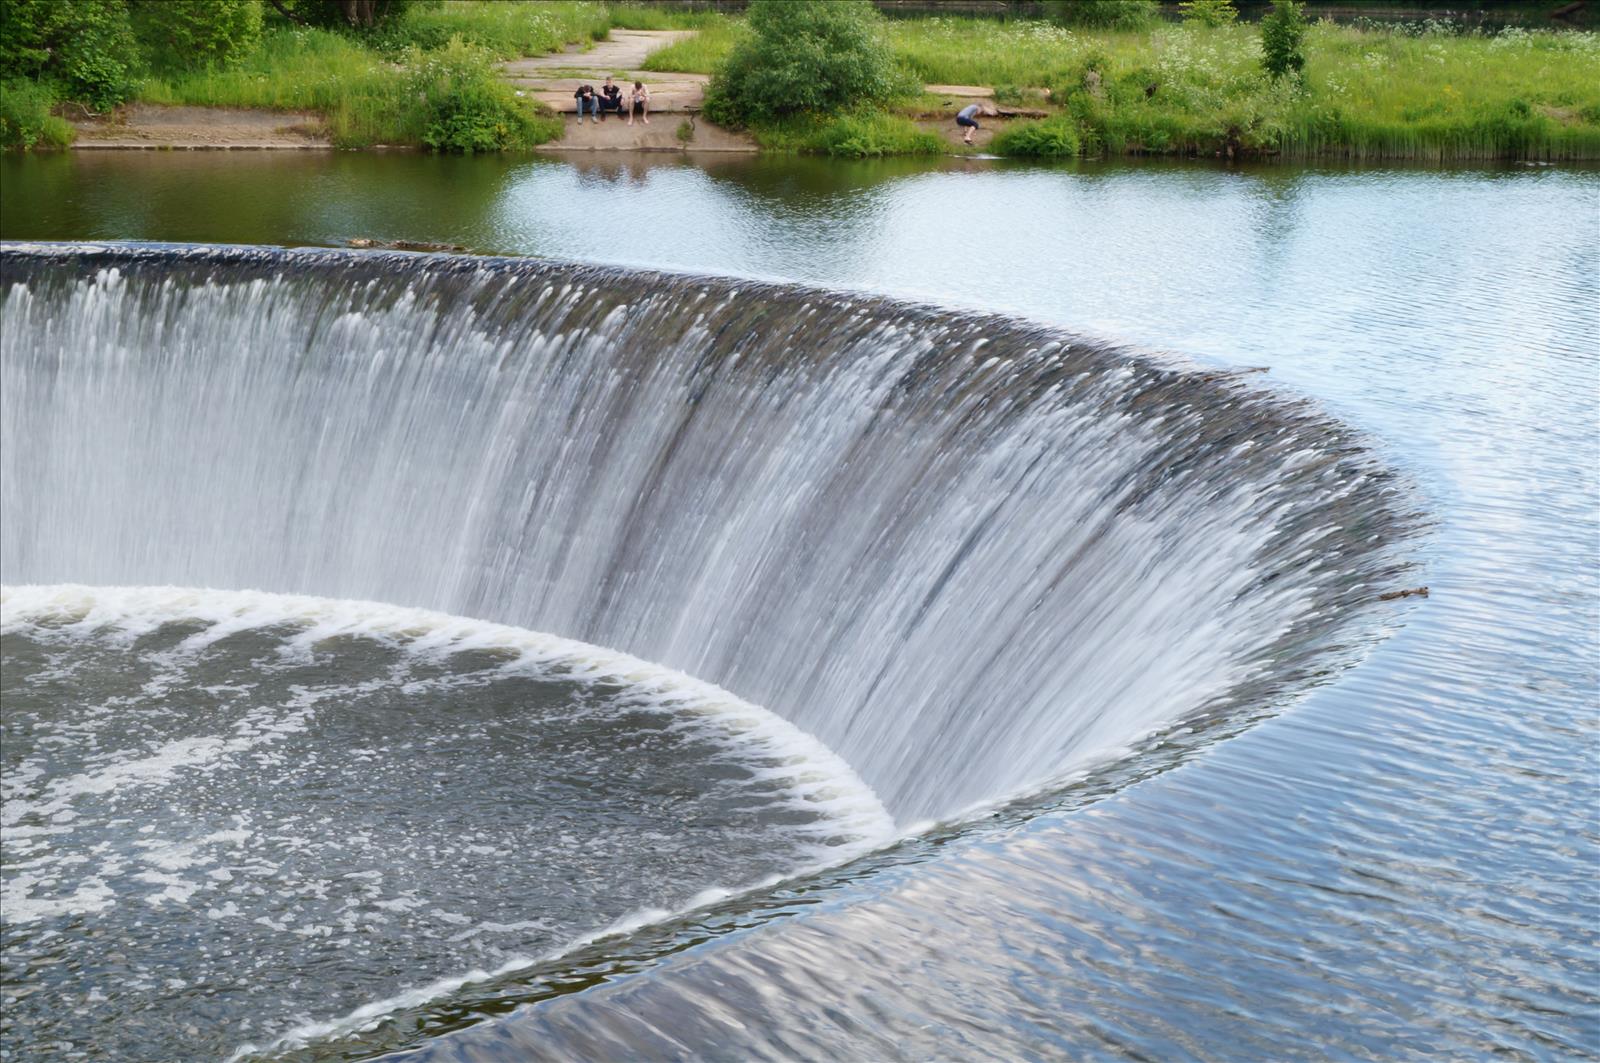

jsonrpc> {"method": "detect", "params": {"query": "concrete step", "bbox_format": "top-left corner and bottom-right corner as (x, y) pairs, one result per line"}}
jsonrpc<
(542, 114), (755, 153)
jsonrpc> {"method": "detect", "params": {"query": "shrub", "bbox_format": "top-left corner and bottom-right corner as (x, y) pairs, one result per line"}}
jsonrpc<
(702, 0), (907, 127)
(811, 113), (942, 157)
(1262, 0), (1307, 80)
(133, 0), (264, 71)
(992, 115), (1081, 157)
(0, 78), (74, 148)
(1179, 0), (1237, 27)
(1041, 0), (1158, 30)
(406, 35), (556, 152)
(0, 0), (140, 110)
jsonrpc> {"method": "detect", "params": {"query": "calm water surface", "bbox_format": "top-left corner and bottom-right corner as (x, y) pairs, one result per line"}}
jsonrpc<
(2, 151), (1597, 1060)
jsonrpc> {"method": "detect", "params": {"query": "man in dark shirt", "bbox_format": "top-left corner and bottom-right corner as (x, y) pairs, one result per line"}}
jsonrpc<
(598, 76), (624, 120)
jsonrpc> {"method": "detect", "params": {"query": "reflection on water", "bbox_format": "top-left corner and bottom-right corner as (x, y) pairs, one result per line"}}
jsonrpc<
(2, 152), (1597, 1060)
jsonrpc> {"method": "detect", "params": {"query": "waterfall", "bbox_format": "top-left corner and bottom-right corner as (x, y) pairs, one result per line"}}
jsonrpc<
(1, 243), (1416, 823)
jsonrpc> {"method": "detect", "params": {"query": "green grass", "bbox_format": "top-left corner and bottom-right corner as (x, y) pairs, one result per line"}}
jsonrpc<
(606, 4), (730, 32)
(896, 17), (1600, 160)
(891, 16), (1091, 87)
(991, 114), (1080, 156)
(781, 112), (943, 157)
(662, 13), (1600, 160)
(639, 17), (740, 74)
(124, 2), (726, 151)
(71, 2), (1600, 160)
(138, 27), (560, 149)
(373, 0), (612, 59)
(376, 0), (724, 56)
(0, 78), (74, 149)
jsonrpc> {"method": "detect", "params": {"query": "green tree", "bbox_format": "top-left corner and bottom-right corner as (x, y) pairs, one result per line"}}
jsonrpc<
(1179, 0), (1238, 27)
(133, 0), (263, 70)
(1042, 0), (1158, 29)
(703, 0), (905, 126)
(0, 0), (140, 109)
(1261, 0), (1307, 80)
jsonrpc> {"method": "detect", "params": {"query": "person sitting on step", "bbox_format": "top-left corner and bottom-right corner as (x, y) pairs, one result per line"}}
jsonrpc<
(598, 77), (624, 120)
(573, 84), (600, 124)
(628, 80), (651, 126)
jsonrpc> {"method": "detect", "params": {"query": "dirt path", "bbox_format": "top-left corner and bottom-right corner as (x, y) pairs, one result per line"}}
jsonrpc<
(71, 103), (330, 150)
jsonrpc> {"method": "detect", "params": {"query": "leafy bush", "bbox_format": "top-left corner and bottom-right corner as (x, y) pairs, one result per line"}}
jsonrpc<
(0, 78), (74, 148)
(1262, 0), (1307, 80)
(992, 115), (1081, 157)
(1041, 0), (1157, 30)
(811, 113), (941, 157)
(0, 0), (140, 110)
(1179, 0), (1237, 28)
(406, 35), (557, 152)
(133, 0), (263, 71)
(702, 0), (908, 127)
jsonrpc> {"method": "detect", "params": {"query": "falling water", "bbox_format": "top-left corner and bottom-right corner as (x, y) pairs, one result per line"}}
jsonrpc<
(1, 243), (1417, 823)
(1, 243), (1420, 1058)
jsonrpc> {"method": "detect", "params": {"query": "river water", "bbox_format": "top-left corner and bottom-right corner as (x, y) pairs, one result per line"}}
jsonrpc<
(1, 152), (1596, 1061)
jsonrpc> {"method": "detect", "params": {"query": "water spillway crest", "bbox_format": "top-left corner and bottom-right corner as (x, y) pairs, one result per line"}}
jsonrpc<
(1, 242), (1419, 1058)
(0, 242), (1418, 821)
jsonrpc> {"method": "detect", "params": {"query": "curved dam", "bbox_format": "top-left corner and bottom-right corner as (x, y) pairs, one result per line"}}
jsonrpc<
(0, 243), (1419, 1058)
(1, 243), (1416, 819)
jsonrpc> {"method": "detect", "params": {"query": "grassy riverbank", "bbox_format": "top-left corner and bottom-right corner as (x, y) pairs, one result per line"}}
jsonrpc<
(2, 1), (701, 150)
(135, 2), (724, 149)
(648, 13), (1600, 161)
(5, 1), (1597, 160)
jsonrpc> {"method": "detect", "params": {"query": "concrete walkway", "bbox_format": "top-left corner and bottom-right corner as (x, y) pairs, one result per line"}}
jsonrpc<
(503, 28), (757, 153)
(502, 29), (709, 116)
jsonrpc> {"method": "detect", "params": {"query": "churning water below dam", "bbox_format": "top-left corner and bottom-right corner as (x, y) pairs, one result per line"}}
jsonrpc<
(0, 156), (1596, 1062)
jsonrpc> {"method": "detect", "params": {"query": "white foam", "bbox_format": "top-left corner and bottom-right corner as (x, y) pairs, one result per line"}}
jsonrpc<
(0, 583), (910, 1060)
(2, 583), (895, 848)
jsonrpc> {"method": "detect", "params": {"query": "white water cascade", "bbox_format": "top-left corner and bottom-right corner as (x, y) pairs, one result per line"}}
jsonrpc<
(1, 244), (1415, 823)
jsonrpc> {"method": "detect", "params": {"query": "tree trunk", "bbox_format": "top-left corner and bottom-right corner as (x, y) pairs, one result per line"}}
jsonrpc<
(265, 0), (308, 23)
(340, 0), (380, 27)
